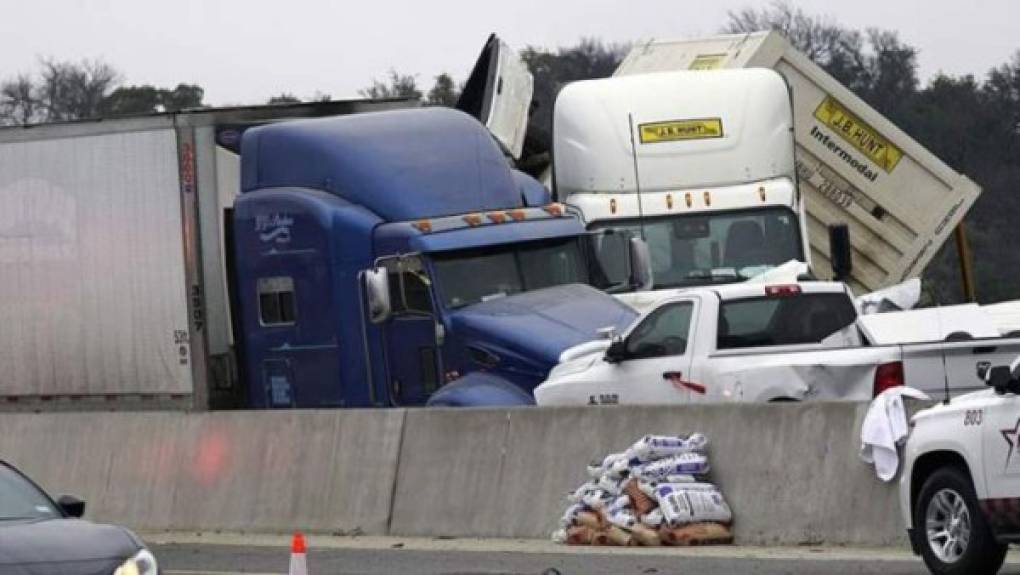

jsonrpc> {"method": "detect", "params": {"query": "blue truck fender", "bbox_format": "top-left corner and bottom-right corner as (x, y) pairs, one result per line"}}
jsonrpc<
(425, 372), (536, 407)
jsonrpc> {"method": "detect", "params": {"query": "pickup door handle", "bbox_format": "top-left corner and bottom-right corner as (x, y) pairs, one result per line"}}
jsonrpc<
(663, 372), (706, 394)
(973, 346), (998, 354)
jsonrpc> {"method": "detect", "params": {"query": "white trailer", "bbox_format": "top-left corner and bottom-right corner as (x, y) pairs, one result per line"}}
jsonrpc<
(614, 31), (982, 294)
(0, 99), (412, 410)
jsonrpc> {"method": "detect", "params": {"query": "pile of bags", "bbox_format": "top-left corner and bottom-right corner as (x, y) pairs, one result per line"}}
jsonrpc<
(553, 433), (734, 546)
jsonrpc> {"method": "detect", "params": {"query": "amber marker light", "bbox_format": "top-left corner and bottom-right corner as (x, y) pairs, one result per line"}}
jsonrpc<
(543, 203), (564, 216)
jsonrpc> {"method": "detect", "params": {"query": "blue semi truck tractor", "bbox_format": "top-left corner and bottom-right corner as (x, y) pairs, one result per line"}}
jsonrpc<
(232, 107), (643, 408)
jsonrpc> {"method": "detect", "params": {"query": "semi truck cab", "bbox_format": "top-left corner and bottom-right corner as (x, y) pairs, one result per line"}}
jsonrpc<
(233, 107), (641, 408)
(553, 69), (810, 290)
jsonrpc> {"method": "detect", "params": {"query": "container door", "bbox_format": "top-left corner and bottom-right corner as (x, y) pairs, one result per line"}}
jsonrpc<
(457, 34), (533, 159)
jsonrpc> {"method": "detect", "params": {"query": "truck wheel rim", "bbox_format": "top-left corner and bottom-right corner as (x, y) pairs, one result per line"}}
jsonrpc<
(925, 488), (971, 563)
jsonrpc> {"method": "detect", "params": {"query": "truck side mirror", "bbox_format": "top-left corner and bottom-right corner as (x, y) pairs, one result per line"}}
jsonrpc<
(828, 223), (852, 282)
(985, 365), (1017, 394)
(604, 338), (627, 364)
(629, 237), (654, 291)
(364, 268), (392, 324)
(983, 362), (1020, 395)
(976, 362), (992, 381)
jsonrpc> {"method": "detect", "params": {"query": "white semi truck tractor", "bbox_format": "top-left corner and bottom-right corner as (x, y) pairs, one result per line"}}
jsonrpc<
(552, 69), (828, 297)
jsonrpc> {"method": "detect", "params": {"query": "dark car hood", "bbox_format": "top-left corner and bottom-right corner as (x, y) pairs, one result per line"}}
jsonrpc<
(0, 518), (139, 574)
(448, 283), (637, 373)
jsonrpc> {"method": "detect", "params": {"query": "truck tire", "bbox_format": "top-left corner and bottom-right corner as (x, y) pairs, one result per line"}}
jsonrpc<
(914, 467), (1006, 575)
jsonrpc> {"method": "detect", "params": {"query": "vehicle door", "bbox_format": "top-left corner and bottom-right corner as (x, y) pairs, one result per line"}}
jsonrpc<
(590, 298), (699, 404)
(980, 385), (1020, 534)
(380, 256), (442, 406)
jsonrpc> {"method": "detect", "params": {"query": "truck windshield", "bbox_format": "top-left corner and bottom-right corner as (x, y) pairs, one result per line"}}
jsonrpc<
(590, 208), (802, 289)
(430, 237), (589, 308)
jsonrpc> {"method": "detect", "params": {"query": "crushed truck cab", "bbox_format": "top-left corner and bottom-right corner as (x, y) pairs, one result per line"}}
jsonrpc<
(234, 107), (638, 408)
(899, 357), (1020, 574)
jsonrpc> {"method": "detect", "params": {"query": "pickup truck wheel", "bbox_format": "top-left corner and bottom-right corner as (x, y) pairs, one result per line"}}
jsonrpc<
(915, 467), (1006, 575)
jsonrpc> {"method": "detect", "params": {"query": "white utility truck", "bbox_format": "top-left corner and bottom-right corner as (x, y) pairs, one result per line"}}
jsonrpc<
(899, 357), (1020, 575)
(534, 281), (1020, 406)
(554, 69), (820, 297)
(612, 31), (983, 295)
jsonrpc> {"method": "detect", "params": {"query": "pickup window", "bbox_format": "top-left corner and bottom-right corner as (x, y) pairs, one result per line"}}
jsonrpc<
(717, 293), (856, 349)
(626, 302), (694, 359)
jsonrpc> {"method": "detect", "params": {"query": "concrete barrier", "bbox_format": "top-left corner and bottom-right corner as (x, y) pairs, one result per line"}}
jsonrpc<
(390, 403), (905, 546)
(0, 402), (911, 546)
(0, 409), (404, 535)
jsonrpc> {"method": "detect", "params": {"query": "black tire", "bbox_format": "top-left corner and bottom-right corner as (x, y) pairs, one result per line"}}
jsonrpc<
(914, 466), (1007, 575)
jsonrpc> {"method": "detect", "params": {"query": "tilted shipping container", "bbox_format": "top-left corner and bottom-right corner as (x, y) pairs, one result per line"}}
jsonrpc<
(615, 31), (981, 293)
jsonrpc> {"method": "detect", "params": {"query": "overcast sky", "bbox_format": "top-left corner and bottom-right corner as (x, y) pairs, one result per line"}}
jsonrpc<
(1, 0), (1016, 105)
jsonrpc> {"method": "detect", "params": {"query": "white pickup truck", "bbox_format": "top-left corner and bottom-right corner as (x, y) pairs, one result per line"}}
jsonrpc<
(534, 281), (1020, 406)
(899, 357), (1020, 575)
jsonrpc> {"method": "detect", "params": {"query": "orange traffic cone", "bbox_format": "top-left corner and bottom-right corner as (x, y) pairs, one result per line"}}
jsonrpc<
(289, 532), (308, 575)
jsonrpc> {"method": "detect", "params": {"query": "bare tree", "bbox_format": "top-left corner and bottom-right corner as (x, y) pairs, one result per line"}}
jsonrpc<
(724, 2), (917, 117)
(1, 58), (208, 125)
(359, 70), (422, 100)
(426, 73), (459, 107)
(0, 74), (39, 125)
(36, 58), (119, 122)
(724, 1), (850, 63)
(268, 93), (301, 105)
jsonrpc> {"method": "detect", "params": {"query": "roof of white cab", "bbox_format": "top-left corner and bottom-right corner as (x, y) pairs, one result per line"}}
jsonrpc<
(553, 68), (795, 197)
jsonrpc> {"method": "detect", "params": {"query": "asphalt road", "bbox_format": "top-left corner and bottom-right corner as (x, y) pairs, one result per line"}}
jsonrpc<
(155, 543), (929, 575)
(144, 535), (1020, 575)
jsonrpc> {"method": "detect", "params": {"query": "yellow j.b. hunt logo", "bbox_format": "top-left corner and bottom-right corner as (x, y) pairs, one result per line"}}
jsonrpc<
(639, 118), (724, 144)
(688, 54), (726, 70)
(813, 96), (903, 173)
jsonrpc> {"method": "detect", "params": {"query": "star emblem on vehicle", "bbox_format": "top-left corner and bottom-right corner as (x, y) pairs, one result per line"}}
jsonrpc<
(1002, 417), (1020, 468)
